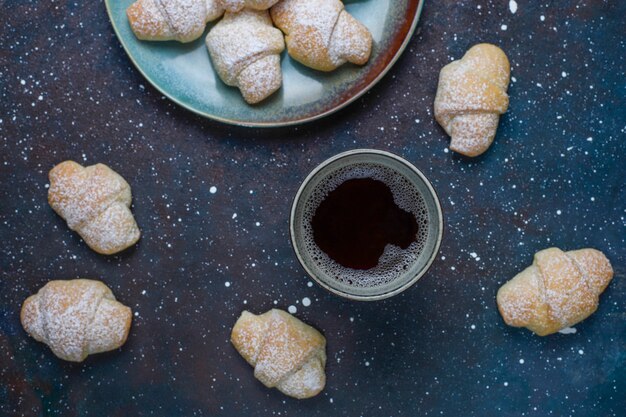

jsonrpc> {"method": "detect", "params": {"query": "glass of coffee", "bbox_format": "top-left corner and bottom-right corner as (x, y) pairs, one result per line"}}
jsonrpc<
(290, 149), (443, 301)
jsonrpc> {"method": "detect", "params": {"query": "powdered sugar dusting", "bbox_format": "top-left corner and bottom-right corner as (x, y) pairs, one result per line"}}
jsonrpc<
(231, 309), (326, 399)
(206, 9), (284, 103)
(219, 0), (279, 13)
(128, 0), (223, 43)
(497, 248), (614, 335)
(271, 0), (372, 71)
(328, 10), (372, 67)
(21, 280), (132, 362)
(434, 44), (510, 157)
(48, 161), (140, 255)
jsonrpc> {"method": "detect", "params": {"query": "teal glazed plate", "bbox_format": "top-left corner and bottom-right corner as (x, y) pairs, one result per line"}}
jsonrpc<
(105, 0), (424, 127)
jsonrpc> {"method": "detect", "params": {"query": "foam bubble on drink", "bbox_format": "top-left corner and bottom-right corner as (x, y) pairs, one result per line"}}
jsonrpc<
(302, 163), (429, 288)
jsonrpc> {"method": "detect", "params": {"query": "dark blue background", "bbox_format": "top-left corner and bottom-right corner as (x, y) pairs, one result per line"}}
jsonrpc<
(1, 1), (624, 416)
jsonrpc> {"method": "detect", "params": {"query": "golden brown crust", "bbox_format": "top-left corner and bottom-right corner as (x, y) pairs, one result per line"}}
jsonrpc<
(497, 248), (614, 336)
(231, 309), (326, 399)
(270, 0), (372, 72)
(434, 43), (510, 157)
(21, 279), (132, 362)
(48, 161), (141, 255)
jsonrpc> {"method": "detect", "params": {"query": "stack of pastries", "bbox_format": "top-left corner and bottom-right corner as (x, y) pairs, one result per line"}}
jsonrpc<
(126, 0), (373, 104)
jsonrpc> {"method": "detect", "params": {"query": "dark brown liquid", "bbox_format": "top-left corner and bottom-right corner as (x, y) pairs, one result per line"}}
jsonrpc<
(311, 177), (419, 270)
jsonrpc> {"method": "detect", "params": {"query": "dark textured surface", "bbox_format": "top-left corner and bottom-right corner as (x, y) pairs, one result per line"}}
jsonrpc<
(1, 1), (625, 416)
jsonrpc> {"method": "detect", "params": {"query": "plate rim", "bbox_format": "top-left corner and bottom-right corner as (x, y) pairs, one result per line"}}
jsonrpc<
(104, 0), (425, 128)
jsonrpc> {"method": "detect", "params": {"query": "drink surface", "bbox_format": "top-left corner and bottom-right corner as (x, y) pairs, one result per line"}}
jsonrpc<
(301, 162), (429, 289)
(311, 178), (419, 270)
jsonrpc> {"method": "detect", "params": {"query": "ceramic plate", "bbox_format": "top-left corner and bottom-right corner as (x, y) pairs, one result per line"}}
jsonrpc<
(105, 0), (424, 127)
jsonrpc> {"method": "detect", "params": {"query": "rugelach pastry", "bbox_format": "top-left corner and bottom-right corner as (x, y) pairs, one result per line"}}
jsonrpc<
(206, 9), (285, 104)
(497, 248), (613, 336)
(127, 0), (224, 43)
(48, 161), (141, 255)
(21, 279), (132, 362)
(231, 309), (327, 399)
(434, 43), (510, 157)
(270, 0), (372, 72)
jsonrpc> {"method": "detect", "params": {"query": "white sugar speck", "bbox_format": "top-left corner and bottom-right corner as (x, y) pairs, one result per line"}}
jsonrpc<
(307, 281), (313, 287)
(255, 222), (261, 227)
(365, 361), (370, 367)
(504, 382), (509, 387)
(225, 281), (231, 287)
(20, 79), (26, 85)
(288, 305), (297, 314)
(501, 24), (508, 30)
(232, 213), (237, 219)
(559, 327), (577, 334)
(519, 359), (525, 364)
(540, 15), (545, 21)
(302, 297), (311, 307)
(470, 252), (478, 259)
(470, 324), (476, 330)
(561, 71), (568, 78)
(578, 349), (584, 355)
(509, 0), (518, 14)
(556, 210), (562, 215)
(209, 186), (217, 194)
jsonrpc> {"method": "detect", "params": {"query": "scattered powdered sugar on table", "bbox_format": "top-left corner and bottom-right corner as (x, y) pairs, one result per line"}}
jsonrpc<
(558, 327), (577, 334)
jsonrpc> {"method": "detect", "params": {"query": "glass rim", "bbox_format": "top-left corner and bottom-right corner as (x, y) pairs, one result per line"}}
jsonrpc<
(289, 149), (444, 301)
